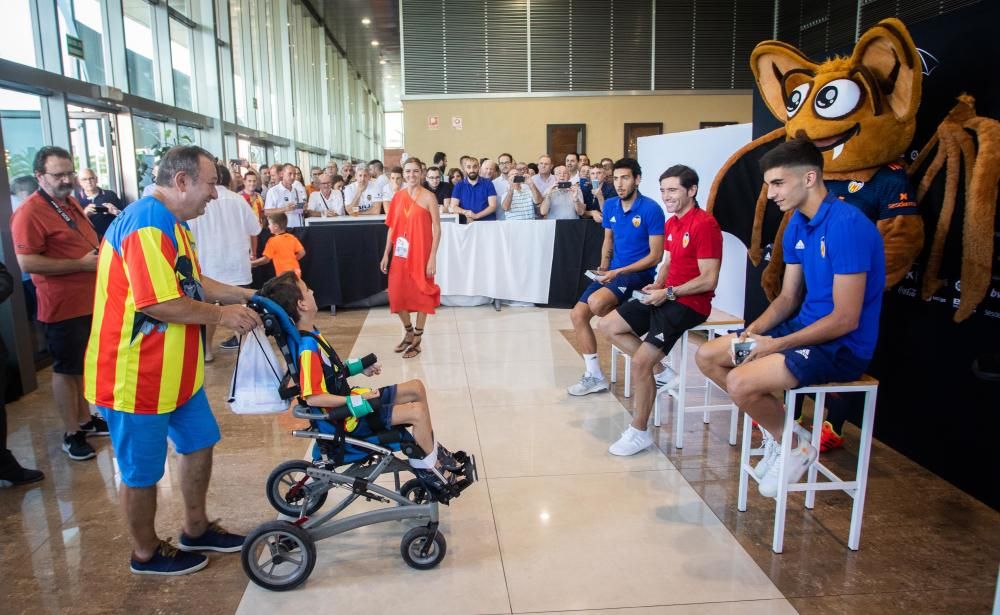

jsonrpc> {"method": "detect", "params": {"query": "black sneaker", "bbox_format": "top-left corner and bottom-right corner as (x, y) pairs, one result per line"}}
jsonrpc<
(80, 414), (110, 437)
(130, 540), (208, 576)
(219, 336), (240, 350)
(62, 431), (96, 461)
(178, 520), (245, 553)
(0, 451), (45, 485)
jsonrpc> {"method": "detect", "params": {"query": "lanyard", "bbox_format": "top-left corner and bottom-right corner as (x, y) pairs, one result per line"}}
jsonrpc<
(35, 189), (100, 251)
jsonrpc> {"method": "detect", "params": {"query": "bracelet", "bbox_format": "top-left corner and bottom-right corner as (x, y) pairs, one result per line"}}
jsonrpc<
(215, 304), (224, 325)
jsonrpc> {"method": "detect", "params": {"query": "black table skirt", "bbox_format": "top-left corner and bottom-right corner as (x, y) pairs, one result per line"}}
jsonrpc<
(251, 220), (603, 309)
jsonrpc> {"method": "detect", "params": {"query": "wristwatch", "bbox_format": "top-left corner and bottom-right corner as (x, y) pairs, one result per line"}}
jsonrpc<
(665, 286), (676, 301)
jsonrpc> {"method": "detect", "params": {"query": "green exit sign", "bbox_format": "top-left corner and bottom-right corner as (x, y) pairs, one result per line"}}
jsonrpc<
(66, 34), (85, 60)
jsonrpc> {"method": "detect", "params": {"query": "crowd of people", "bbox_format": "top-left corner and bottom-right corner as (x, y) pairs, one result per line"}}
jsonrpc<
(2, 137), (886, 577)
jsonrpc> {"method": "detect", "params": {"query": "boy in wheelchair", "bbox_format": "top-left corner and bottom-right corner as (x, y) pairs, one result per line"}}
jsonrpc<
(258, 271), (471, 501)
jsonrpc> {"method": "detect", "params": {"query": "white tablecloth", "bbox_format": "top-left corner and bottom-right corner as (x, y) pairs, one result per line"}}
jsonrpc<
(436, 221), (556, 304)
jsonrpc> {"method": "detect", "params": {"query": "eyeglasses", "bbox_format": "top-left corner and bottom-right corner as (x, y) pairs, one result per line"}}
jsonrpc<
(319, 182), (332, 186)
(79, 176), (98, 182)
(45, 171), (76, 180)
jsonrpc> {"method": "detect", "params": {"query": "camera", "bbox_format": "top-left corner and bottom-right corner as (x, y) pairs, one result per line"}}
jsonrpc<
(557, 181), (572, 189)
(513, 175), (525, 183)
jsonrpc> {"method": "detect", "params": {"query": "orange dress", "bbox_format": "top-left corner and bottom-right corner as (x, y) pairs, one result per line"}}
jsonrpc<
(386, 189), (440, 313)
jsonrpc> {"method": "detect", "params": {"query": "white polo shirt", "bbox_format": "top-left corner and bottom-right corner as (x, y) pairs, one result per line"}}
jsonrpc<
(344, 181), (384, 212)
(307, 189), (345, 216)
(188, 186), (261, 285)
(264, 181), (307, 227)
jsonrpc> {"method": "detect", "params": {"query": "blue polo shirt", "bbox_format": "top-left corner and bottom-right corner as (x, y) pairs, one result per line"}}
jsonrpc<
(602, 192), (665, 273)
(581, 179), (617, 211)
(825, 163), (918, 221)
(783, 192), (886, 359)
(450, 177), (498, 220)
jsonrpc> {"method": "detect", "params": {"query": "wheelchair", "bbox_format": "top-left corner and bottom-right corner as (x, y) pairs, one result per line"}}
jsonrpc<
(238, 296), (477, 591)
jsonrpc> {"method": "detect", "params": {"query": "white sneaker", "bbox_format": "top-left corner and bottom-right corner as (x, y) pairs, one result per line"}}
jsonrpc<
(567, 374), (609, 396)
(608, 426), (654, 456)
(758, 441), (819, 498)
(653, 366), (679, 390)
(753, 432), (779, 479)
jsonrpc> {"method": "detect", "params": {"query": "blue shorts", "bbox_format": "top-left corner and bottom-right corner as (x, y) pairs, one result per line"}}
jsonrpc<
(578, 270), (655, 305)
(758, 319), (871, 388)
(99, 388), (222, 488)
(376, 384), (398, 428)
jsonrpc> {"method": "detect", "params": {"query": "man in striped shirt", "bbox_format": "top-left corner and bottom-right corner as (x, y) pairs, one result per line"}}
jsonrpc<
(84, 146), (262, 576)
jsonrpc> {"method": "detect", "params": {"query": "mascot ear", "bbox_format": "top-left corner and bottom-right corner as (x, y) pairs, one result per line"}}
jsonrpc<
(851, 18), (922, 122)
(751, 41), (818, 123)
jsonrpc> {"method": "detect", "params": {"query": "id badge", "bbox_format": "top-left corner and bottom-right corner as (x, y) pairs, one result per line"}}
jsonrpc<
(394, 236), (410, 258)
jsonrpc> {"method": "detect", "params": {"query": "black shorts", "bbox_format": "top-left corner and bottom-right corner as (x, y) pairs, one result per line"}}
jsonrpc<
(42, 314), (92, 375)
(616, 299), (706, 353)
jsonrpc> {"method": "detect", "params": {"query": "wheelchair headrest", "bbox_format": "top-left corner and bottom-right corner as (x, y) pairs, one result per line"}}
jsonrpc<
(248, 294), (302, 363)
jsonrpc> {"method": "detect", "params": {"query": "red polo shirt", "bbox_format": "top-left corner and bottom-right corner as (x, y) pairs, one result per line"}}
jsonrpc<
(11, 190), (98, 323)
(663, 206), (722, 317)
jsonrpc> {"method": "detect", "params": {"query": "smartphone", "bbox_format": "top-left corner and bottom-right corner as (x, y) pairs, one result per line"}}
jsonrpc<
(591, 179), (600, 190)
(557, 181), (572, 189)
(731, 338), (757, 366)
(93, 204), (108, 214)
(584, 269), (602, 281)
(631, 290), (650, 302)
(513, 175), (525, 183)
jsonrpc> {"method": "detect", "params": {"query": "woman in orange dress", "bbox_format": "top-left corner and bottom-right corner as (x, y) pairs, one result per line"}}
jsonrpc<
(380, 158), (441, 358)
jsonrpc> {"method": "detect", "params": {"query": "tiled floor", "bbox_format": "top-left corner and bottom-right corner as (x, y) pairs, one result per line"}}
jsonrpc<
(3, 305), (999, 614)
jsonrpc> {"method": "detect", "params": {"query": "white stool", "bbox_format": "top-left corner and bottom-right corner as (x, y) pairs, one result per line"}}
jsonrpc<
(653, 309), (744, 449)
(737, 375), (879, 553)
(609, 344), (632, 398)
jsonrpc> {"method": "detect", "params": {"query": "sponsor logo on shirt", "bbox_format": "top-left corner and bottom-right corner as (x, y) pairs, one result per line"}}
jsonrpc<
(795, 240), (805, 250)
(848, 181), (864, 193)
(632, 215), (641, 228)
(795, 349), (810, 359)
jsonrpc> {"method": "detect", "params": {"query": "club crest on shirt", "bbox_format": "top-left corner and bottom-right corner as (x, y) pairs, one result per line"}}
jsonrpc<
(820, 236), (826, 258)
(848, 181), (864, 193)
(631, 215), (641, 228)
(682, 232), (690, 248)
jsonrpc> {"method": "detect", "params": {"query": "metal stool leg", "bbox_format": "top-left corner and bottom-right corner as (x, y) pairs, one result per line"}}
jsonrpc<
(772, 390), (796, 553)
(849, 387), (878, 550)
(737, 411), (752, 512)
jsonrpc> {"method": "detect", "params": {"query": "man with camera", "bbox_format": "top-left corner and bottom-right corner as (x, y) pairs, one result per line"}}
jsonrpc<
(500, 166), (542, 220)
(76, 168), (124, 239)
(264, 163), (307, 228)
(540, 165), (585, 220)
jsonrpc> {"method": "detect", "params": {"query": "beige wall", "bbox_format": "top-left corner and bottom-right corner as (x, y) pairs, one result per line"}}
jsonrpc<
(402, 93), (753, 164)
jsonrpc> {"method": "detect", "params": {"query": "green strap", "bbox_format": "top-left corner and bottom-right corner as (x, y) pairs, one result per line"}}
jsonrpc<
(345, 394), (373, 418)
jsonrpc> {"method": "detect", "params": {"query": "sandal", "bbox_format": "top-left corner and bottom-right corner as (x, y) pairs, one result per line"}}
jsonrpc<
(402, 328), (423, 359)
(394, 325), (414, 353)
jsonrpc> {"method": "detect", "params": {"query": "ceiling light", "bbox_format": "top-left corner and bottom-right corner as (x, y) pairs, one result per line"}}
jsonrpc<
(380, 59), (387, 65)
(371, 40), (379, 46)
(361, 18), (371, 25)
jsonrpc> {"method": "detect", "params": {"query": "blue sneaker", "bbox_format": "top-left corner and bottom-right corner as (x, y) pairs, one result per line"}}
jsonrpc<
(178, 520), (245, 553)
(130, 540), (208, 576)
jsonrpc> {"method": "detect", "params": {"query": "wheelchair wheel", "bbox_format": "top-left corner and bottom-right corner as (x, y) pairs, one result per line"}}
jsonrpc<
(241, 521), (316, 591)
(266, 460), (328, 517)
(400, 478), (430, 504)
(400, 527), (447, 570)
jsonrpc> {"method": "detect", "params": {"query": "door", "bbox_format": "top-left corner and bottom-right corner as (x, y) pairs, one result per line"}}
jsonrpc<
(547, 124), (586, 165)
(623, 123), (663, 159)
(69, 107), (121, 196)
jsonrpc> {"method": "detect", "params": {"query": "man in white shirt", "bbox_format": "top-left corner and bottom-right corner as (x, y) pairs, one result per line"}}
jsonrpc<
(565, 152), (581, 181)
(306, 172), (345, 217)
(343, 167), (384, 215)
(188, 164), (262, 359)
(532, 155), (557, 195)
(264, 163), (307, 227)
(368, 159), (388, 193)
(484, 159), (508, 221)
(540, 164), (585, 220)
(382, 166), (404, 208)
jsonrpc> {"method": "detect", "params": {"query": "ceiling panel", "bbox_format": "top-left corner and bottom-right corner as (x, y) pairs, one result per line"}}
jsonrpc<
(304, 0), (402, 112)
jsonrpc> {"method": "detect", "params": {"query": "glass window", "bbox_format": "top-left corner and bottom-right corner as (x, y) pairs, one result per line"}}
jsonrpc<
(169, 18), (195, 110)
(1, 89), (43, 189)
(1, 1), (38, 69)
(229, 0), (248, 125)
(176, 124), (198, 146)
(167, 0), (193, 19)
(384, 112), (403, 148)
(124, 0), (159, 101)
(133, 116), (167, 191)
(57, 0), (106, 85)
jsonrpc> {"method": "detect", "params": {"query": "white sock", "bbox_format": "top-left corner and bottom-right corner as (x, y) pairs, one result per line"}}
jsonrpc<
(584, 354), (603, 379)
(408, 442), (439, 469)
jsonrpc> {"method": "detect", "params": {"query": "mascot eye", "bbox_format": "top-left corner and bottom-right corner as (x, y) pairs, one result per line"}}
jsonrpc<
(813, 79), (862, 119)
(785, 83), (810, 118)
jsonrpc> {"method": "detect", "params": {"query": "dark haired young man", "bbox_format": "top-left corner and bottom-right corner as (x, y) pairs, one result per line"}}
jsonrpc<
(599, 165), (722, 455)
(696, 139), (885, 497)
(568, 158), (665, 397)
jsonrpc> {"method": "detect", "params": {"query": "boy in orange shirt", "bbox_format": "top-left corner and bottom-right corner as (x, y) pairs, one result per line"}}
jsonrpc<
(251, 212), (306, 277)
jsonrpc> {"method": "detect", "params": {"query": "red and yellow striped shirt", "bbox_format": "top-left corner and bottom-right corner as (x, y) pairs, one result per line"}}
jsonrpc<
(84, 197), (205, 414)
